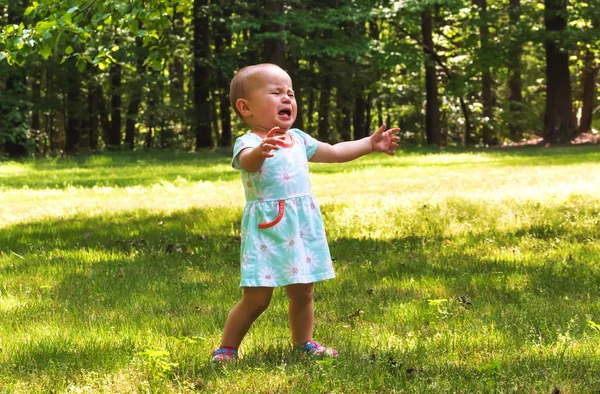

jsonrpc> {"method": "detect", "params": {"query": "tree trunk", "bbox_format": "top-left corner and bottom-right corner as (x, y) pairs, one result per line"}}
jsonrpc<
(473, 0), (494, 145)
(2, 1), (28, 157)
(365, 92), (373, 135)
(125, 37), (145, 150)
(579, 39), (598, 134)
(543, 0), (575, 144)
(87, 78), (99, 151)
(66, 59), (81, 153)
(96, 85), (111, 146)
(339, 86), (352, 141)
(288, 55), (304, 131)
(422, 8), (441, 146)
(32, 72), (41, 139)
(317, 73), (332, 142)
(261, 0), (285, 66)
(214, 3), (232, 147)
(108, 63), (122, 147)
(170, 7), (185, 109)
(508, 0), (523, 141)
(354, 94), (366, 140)
(245, 30), (259, 65)
(193, 0), (213, 149)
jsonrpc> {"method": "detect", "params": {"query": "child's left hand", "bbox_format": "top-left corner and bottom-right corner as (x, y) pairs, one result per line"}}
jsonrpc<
(370, 123), (401, 155)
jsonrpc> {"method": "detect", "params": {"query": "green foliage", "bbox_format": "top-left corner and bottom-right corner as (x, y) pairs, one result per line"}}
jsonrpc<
(0, 0), (599, 153)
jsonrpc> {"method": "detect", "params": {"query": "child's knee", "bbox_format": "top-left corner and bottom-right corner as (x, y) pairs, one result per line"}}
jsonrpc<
(242, 294), (272, 314)
(287, 284), (314, 303)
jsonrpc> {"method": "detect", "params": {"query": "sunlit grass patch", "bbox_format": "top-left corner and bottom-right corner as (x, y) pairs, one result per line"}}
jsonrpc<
(1, 147), (600, 392)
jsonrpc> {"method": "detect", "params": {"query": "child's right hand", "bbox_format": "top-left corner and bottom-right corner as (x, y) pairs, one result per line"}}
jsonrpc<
(259, 127), (286, 158)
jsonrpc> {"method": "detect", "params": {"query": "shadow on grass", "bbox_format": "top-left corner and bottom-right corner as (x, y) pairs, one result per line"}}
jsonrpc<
(9, 338), (135, 376)
(1, 205), (599, 386)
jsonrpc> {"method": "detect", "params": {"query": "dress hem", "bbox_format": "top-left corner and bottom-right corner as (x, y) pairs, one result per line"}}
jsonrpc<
(239, 271), (335, 288)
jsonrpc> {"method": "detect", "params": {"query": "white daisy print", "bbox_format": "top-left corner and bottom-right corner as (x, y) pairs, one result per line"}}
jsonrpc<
(253, 166), (270, 182)
(282, 232), (300, 253)
(258, 267), (278, 286)
(241, 253), (252, 269)
(240, 226), (248, 244)
(299, 220), (326, 242)
(275, 166), (297, 193)
(255, 233), (277, 260)
(245, 202), (257, 218)
(282, 259), (307, 280)
(255, 187), (276, 203)
(304, 249), (318, 272)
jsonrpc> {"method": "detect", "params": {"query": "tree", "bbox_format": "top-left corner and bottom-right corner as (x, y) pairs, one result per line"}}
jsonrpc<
(1, 0), (28, 156)
(543, 0), (575, 144)
(193, 0), (213, 149)
(507, 0), (524, 141)
(422, 6), (441, 146)
(578, 15), (599, 134)
(473, 0), (495, 145)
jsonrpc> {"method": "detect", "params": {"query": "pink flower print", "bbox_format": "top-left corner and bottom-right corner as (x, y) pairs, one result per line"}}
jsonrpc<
(310, 202), (315, 209)
(258, 197), (264, 203)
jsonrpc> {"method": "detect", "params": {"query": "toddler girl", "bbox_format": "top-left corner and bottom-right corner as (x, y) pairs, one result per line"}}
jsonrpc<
(212, 63), (400, 362)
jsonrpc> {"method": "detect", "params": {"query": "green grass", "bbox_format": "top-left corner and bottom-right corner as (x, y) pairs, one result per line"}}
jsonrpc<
(1, 146), (600, 393)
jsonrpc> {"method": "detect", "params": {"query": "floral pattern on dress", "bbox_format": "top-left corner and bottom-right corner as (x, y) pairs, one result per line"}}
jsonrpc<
(232, 129), (335, 287)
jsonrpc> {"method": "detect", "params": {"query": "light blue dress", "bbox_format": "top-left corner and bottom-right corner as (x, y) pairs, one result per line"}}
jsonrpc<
(232, 129), (335, 287)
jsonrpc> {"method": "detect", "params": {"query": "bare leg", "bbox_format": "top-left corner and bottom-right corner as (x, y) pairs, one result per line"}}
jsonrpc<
(285, 283), (314, 345)
(220, 287), (274, 349)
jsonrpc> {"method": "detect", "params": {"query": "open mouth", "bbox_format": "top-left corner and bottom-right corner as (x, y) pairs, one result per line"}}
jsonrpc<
(278, 109), (292, 117)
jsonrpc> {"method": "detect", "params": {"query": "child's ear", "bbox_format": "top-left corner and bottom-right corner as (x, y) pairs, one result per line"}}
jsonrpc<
(236, 98), (251, 117)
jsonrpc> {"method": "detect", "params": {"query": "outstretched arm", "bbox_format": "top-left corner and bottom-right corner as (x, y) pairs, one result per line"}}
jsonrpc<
(309, 123), (400, 163)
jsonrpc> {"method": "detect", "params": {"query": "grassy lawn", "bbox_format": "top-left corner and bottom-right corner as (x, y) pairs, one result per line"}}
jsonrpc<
(1, 146), (600, 393)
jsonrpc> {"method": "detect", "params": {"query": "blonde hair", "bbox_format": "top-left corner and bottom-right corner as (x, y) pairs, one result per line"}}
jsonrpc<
(229, 63), (286, 118)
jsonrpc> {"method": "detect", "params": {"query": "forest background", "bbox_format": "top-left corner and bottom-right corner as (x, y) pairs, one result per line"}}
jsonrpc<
(0, 0), (598, 157)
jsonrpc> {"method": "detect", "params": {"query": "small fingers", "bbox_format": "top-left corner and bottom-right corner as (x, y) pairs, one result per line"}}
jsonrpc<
(261, 142), (279, 152)
(267, 126), (281, 138)
(265, 136), (286, 146)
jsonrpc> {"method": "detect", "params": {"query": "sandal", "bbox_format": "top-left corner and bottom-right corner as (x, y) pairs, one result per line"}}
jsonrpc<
(211, 347), (238, 363)
(300, 340), (338, 358)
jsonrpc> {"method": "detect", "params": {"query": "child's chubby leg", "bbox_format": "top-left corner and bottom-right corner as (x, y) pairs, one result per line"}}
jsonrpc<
(220, 286), (274, 350)
(285, 283), (315, 345)
(286, 282), (338, 358)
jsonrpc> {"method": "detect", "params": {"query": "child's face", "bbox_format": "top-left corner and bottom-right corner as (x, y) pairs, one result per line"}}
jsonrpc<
(242, 66), (297, 132)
